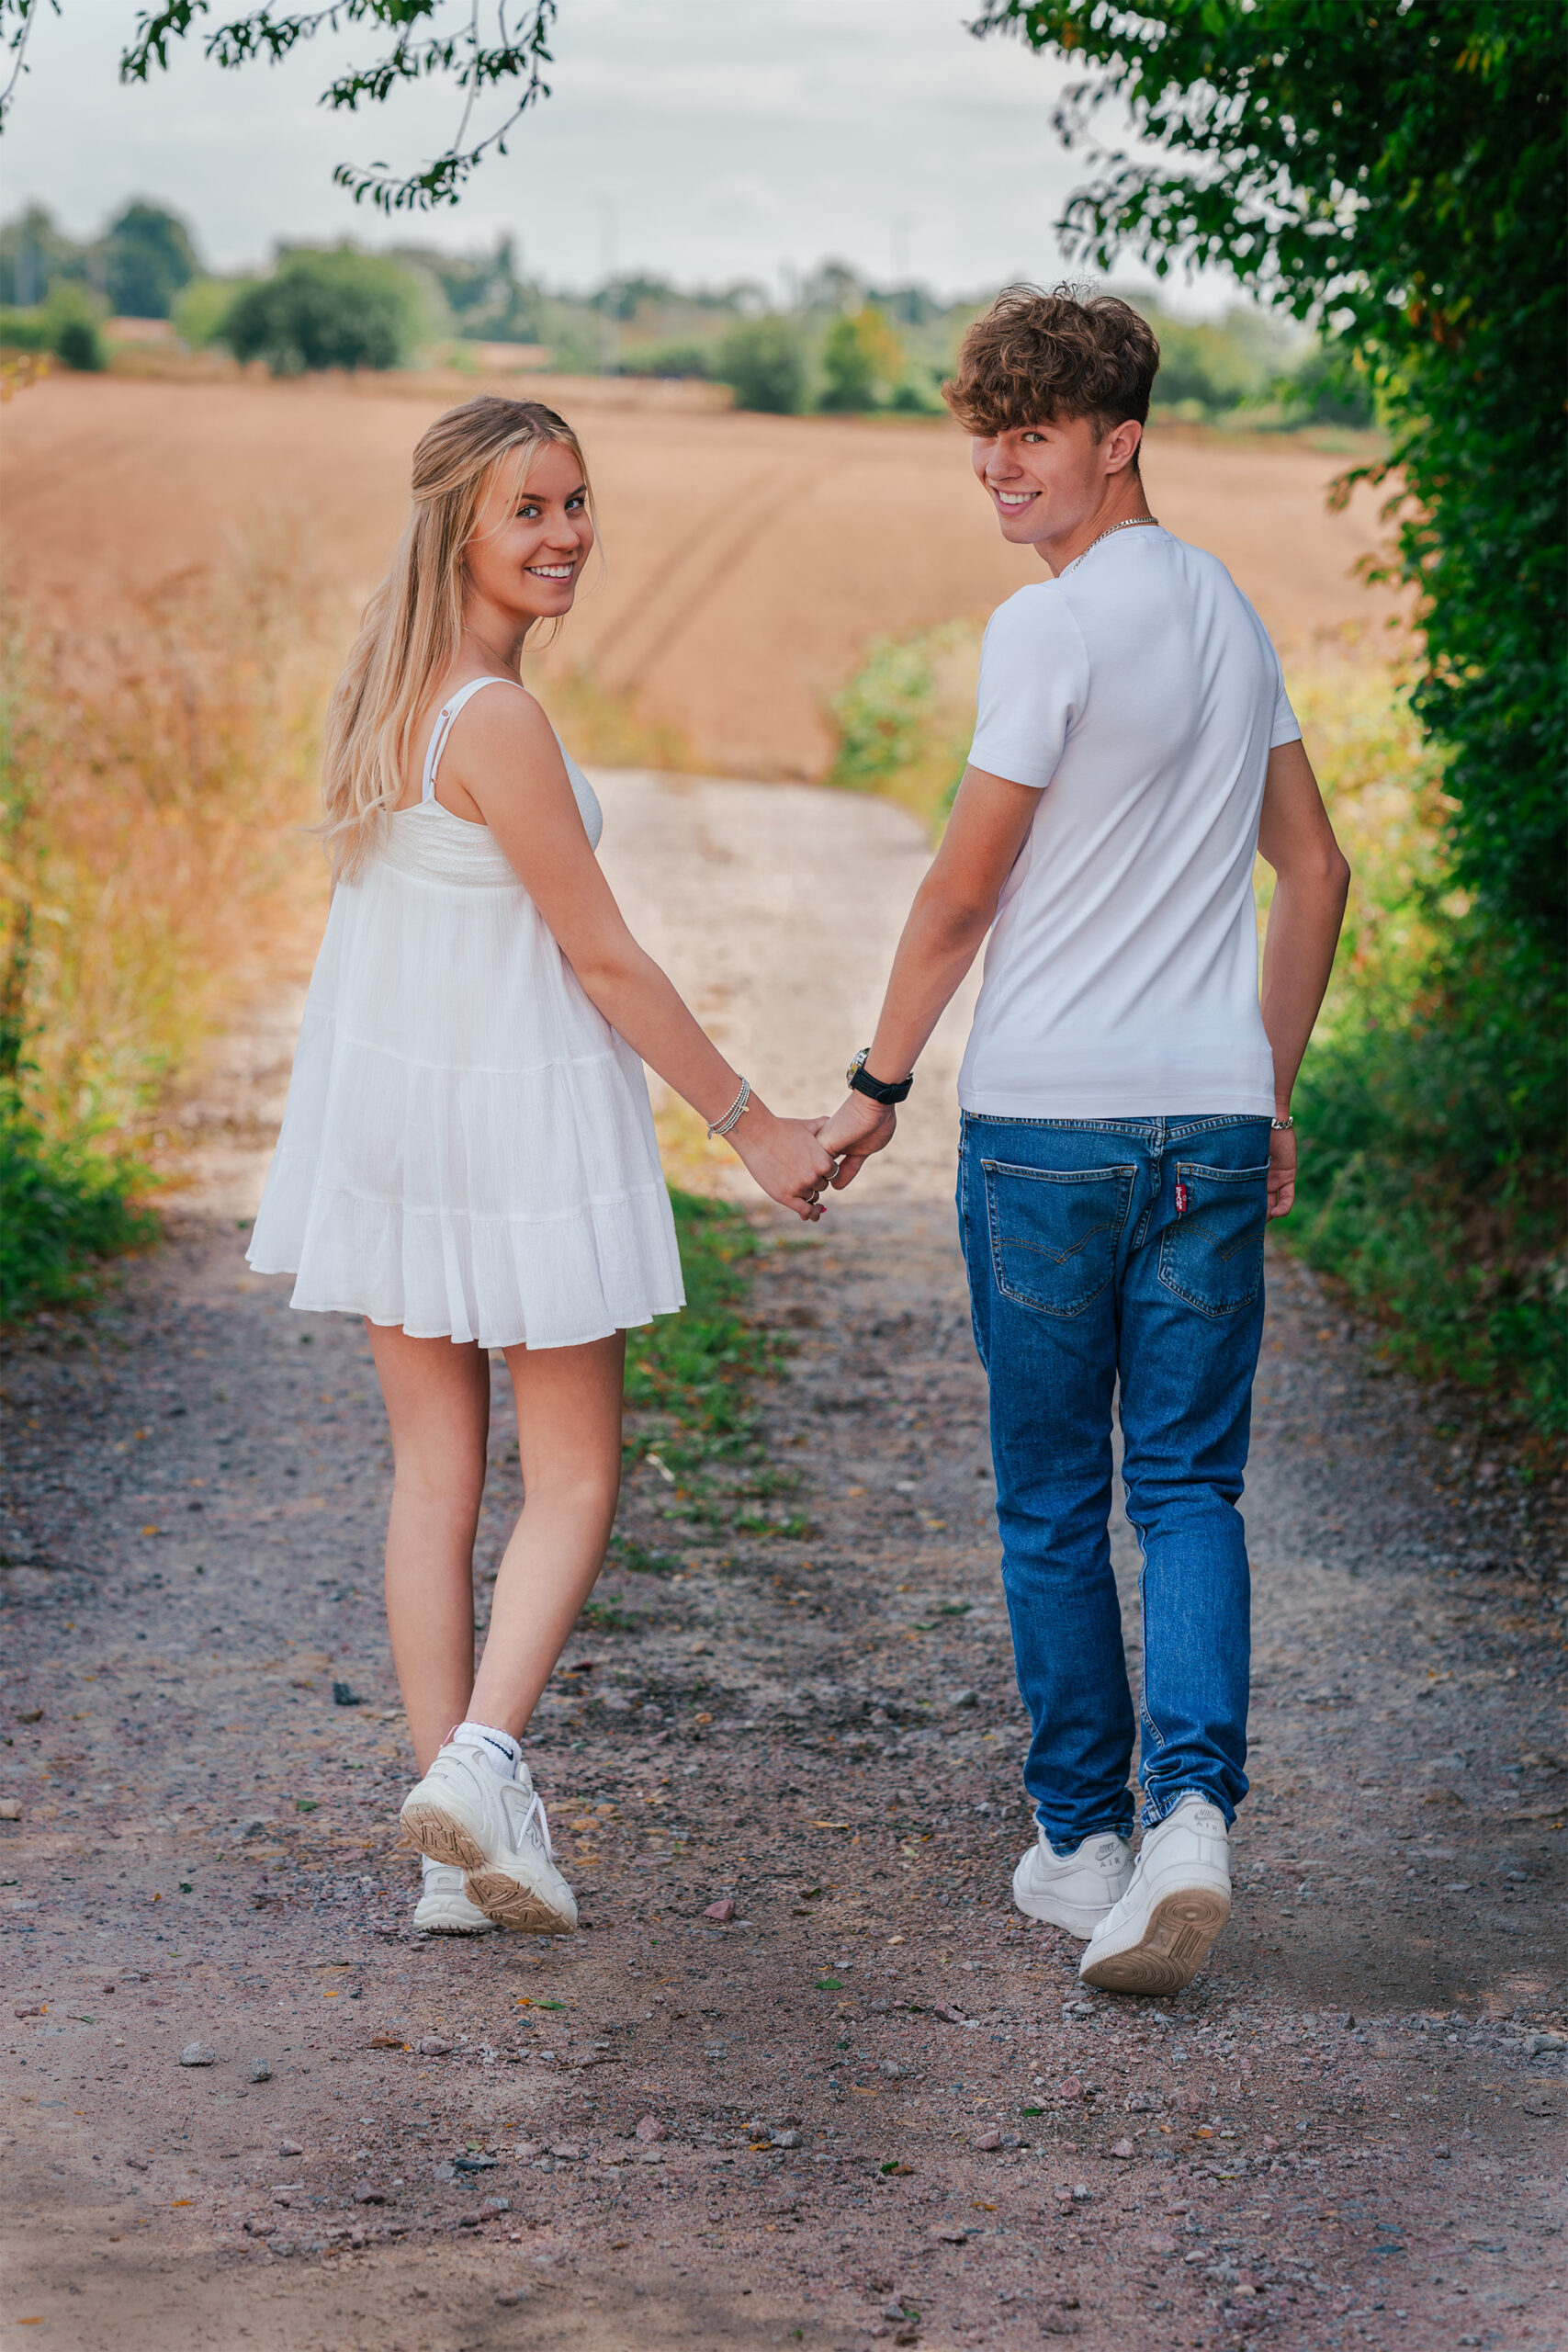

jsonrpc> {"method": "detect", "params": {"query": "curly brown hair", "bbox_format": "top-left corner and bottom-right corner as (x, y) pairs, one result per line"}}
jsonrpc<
(944, 285), (1161, 449)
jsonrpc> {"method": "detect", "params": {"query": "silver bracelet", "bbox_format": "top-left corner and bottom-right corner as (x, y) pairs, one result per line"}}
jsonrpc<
(707, 1077), (752, 1139)
(1270, 1114), (1295, 1132)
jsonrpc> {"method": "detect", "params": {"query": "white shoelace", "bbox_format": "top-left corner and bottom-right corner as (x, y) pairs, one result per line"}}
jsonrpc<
(514, 1785), (553, 1860)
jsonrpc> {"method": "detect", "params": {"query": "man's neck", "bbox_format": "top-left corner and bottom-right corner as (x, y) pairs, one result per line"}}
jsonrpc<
(1036, 480), (1155, 577)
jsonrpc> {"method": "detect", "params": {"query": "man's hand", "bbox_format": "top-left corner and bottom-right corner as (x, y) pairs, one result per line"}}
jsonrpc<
(1267, 1123), (1297, 1220)
(819, 1092), (897, 1191)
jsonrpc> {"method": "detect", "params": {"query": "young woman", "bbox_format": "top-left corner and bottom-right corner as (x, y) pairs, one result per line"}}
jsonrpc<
(248, 396), (833, 1938)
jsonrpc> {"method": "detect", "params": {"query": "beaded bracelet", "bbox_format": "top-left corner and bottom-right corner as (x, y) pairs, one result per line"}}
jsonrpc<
(707, 1078), (752, 1139)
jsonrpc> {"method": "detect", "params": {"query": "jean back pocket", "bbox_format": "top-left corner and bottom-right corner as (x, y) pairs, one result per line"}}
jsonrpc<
(981, 1158), (1134, 1318)
(1158, 1160), (1269, 1317)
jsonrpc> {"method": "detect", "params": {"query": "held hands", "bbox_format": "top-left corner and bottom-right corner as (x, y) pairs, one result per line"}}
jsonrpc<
(818, 1091), (898, 1192)
(730, 1101), (837, 1223)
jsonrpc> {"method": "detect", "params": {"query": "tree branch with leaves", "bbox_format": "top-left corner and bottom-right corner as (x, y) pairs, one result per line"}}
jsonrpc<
(2, 0), (558, 209)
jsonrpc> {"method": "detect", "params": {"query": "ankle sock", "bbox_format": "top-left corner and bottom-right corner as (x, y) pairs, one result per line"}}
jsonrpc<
(450, 1720), (522, 1780)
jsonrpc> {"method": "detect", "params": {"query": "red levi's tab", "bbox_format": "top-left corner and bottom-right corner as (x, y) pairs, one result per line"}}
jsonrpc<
(1175, 1182), (1190, 1216)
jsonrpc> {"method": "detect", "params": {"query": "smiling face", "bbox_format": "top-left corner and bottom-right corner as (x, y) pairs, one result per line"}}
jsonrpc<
(971, 412), (1144, 561)
(462, 436), (594, 637)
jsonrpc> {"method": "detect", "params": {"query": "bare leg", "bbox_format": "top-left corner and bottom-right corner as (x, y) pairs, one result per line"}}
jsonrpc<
(467, 1331), (626, 1738)
(366, 1323), (491, 1775)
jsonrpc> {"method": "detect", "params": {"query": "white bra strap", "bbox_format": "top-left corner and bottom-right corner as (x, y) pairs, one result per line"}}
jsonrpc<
(420, 675), (527, 803)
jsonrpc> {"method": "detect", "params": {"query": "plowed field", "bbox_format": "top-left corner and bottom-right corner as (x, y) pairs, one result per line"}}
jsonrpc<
(3, 371), (1402, 778)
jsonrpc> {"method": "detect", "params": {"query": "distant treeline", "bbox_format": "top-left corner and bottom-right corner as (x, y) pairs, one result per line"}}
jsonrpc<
(1, 199), (1370, 426)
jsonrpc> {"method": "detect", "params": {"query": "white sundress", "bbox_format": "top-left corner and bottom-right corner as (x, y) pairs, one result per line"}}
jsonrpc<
(247, 675), (684, 1349)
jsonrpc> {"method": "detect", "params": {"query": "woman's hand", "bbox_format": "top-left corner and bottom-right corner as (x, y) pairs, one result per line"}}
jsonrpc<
(730, 1102), (837, 1222)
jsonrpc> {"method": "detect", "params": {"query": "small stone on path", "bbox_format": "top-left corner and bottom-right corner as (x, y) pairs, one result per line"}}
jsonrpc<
(635, 2115), (667, 2143)
(179, 2041), (216, 2067)
(417, 2036), (452, 2056)
(703, 1898), (737, 1921)
(247, 2060), (271, 2083)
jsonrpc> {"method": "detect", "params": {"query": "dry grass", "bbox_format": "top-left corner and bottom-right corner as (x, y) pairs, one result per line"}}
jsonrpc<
(1, 517), (341, 1147)
(4, 376), (1403, 785)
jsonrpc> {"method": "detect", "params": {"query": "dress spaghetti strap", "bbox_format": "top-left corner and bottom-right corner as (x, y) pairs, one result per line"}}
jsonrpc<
(421, 676), (529, 803)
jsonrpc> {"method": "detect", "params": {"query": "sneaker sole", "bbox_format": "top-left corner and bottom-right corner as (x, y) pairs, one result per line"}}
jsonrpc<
(401, 1801), (575, 1936)
(414, 1903), (500, 1936)
(1078, 1886), (1230, 1995)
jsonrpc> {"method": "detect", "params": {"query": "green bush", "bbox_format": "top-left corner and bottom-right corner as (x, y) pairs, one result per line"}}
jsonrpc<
(618, 341), (713, 379)
(0, 283), (107, 370)
(623, 1191), (776, 1442)
(1292, 918), (1565, 1436)
(0, 924), (153, 1322)
(172, 276), (252, 350)
(825, 621), (979, 831)
(0, 305), (47, 351)
(1280, 345), (1377, 431)
(818, 308), (905, 413)
(224, 248), (426, 376)
(0, 1096), (154, 1321)
(715, 315), (806, 414)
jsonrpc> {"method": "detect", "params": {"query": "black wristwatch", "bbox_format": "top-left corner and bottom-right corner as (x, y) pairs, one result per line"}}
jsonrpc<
(846, 1046), (913, 1106)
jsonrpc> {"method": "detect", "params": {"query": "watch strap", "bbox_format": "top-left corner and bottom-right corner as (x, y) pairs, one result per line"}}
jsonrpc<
(847, 1049), (913, 1107)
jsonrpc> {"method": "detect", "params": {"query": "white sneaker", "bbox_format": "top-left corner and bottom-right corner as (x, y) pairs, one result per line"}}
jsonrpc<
(414, 1859), (499, 1937)
(1012, 1827), (1134, 1939)
(400, 1743), (577, 1935)
(1078, 1792), (1231, 1995)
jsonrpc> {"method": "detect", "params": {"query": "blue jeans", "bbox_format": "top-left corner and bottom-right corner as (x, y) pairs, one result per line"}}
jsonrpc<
(957, 1112), (1270, 1852)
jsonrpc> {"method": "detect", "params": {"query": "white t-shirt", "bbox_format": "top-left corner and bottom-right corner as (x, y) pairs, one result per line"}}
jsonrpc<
(958, 524), (1300, 1119)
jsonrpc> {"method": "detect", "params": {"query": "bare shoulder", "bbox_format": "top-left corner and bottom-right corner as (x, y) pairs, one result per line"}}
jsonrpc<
(446, 681), (571, 799)
(453, 679), (559, 756)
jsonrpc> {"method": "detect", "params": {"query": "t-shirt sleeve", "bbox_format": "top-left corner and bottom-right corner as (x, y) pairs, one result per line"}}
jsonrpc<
(966, 588), (1090, 791)
(1269, 653), (1302, 749)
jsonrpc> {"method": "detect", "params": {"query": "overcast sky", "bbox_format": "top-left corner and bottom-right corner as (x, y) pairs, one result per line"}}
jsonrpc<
(5, 0), (1235, 308)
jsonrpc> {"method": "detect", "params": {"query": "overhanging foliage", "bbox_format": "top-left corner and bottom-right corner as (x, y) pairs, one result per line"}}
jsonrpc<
(1, 0), (558, 210)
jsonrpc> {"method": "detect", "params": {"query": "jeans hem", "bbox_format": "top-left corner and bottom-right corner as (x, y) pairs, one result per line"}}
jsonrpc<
(1140, 1784), (1238, 1831)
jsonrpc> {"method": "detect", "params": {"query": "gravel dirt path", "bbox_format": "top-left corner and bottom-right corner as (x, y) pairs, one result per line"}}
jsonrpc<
(2, 777), (1563, 2352)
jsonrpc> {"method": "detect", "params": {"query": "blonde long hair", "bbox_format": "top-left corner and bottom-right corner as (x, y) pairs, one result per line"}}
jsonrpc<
(321, 395), (590, 877)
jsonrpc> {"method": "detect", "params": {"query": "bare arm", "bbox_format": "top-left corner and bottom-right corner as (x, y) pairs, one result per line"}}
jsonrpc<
(1256, 736), (1351, 1218)
(820, 764), (1042, 1184)
(446, 692), (833, 1218)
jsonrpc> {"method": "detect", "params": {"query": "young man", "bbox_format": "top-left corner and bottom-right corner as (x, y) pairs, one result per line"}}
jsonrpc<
(820, 288), (1349, 1996)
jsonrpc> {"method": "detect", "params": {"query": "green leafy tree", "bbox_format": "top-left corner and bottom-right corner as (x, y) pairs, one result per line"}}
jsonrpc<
(819, 307), (905, 413)
(978, 0), (1565, 952)
(99, 199), (200, 318)
(223, 247), (426, 374)
(715, 315), (806, 415)
(0, 203), (87, 308)
(0, 0), (559, 213)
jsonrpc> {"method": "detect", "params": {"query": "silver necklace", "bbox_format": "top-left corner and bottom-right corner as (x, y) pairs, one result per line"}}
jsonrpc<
(1062, 514), (1161, 574)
